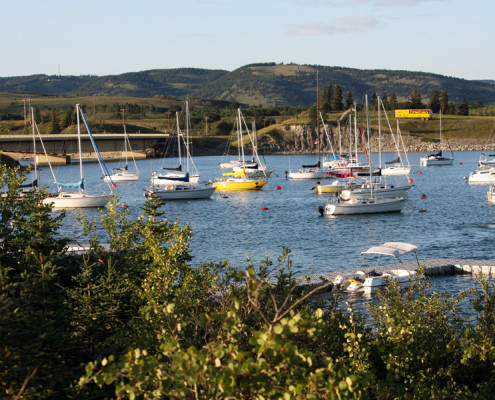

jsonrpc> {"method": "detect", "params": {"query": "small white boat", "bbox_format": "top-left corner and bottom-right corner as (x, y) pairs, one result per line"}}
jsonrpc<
(287, 166), (326, 180)
(145, 183), (215, 200)
(104, 109), (140, 182)
(333, 242), (419, 294)
(466, 166), (495, 184)
(381, 165), (411, 176)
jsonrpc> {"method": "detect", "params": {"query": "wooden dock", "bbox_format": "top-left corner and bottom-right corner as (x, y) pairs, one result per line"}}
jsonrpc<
(294, 259), (495, 289)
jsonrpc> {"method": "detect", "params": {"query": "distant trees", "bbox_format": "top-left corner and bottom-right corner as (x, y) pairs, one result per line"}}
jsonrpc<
(410, 86), (424, 109)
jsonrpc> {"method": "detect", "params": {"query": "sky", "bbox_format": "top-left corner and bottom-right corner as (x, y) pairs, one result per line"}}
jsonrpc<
(3, 0), (494, 81)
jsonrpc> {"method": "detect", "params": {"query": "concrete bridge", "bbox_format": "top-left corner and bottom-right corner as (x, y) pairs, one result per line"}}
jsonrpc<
(0, 133), (170, 157)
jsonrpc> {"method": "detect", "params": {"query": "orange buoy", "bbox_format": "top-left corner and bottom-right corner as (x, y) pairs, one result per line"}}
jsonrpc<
(460, 162), (463, 165)
(222, 196), (229, 198)
(421, 194), (427, 199)
(121, 204), (128, 208)
(409, 179), (413, 183)
(276, 185), (282, 190)
(419, 209), (427, 213)
(261, 207), (269, 210)
(418, 171), (422, 174)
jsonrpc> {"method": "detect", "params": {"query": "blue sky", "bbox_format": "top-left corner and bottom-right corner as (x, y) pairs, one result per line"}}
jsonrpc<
(3, 0), (494, 80)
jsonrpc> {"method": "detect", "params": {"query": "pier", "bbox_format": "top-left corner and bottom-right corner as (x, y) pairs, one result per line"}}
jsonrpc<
(295, 259), (495, 289)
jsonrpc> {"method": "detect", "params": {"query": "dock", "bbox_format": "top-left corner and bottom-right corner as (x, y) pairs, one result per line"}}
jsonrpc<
(294, 259), (495, 289)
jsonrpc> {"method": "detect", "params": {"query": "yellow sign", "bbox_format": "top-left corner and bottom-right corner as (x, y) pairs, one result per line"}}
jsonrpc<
(395, 109), (431, 119)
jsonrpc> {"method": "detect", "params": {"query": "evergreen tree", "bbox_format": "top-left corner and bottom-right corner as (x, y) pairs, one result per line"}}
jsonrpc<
(345, 91), (354, 109)
(458, 96), (469, 116)
(429, 90), (441, 113)
(332, 84), (344, 111)
(49, 108), (60, 134)
(440, 90), (449, 114)
(381, 94), (390, 110)
(33, 106), (41, 124)
(61, 108), (73, 129)
(389, 92), (398, 110)
(371, 92), (378, 109)
(410, 86), (423, 109)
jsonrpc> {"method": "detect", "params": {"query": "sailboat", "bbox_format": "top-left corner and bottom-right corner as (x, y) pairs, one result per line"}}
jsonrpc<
(381, 105), (411, 176)
(43, 104), (114, 209)
(212, 109), (268, 191)
(146, 101), (215, 200)
(318, 95), (406, 216)
(341, 97), (412, 201)
(104, 109), (139, 182)
(419, 110), (454, 166)
(151, 103), (200, 185)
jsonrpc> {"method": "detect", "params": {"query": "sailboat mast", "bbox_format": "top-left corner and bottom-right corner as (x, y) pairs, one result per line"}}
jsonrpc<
(354, 103), (358, 161)
(121, 109), (128, 167)
(365, 94), (373, 198)
(185, 100), (190, 174)
(439, 109), (443, 152)
(378, 96), (382, 169)
(76, 104), (83, 190)
(31, 107), (37, 183)
(238, 108), (245, 164)
(316, 70), (320, 164)
(175, 112), (182, 168)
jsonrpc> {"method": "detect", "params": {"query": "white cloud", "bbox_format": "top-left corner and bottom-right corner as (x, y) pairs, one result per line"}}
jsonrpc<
(289, 16), (378, 36)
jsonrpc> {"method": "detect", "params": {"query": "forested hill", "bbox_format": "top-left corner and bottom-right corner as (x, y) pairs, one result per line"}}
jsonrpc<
(1, 63), (494, 106)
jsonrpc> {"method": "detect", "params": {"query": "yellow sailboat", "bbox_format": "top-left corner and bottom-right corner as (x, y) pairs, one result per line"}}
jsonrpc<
(212, 168), (267, 191)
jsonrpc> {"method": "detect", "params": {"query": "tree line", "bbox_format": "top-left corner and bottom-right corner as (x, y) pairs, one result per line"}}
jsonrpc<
(317, 83), (474, 116)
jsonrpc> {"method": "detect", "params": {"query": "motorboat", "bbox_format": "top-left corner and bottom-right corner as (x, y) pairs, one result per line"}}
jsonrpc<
(333, 242), (419, 294)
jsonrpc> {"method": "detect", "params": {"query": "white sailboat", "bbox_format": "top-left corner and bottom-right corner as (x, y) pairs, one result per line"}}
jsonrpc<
(146, 101), (215, 200)
(151, 102), (200, 186)
(318, 95), (406, 216)
(43, 104), (114, 209)
(381, 103), (411, 176)
(419, 110), (454, 166)
(104, 109), (139, 182)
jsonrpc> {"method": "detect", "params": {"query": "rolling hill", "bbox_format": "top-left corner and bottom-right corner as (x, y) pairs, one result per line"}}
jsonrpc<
(1, 63), (494, 107)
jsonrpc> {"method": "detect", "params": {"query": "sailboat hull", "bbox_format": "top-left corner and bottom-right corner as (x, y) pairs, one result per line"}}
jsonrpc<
(105, 172), (140, 182)
(381, 166), (411, 176)
(341, 185), (411, 200)
(322, 198), (405, 215)
(420, 157), (454, 166)
(212, 179), (267, 191)
(288, 169), (326, 179)
(148, 185), (215, 200)
(44, 193), (112, 208)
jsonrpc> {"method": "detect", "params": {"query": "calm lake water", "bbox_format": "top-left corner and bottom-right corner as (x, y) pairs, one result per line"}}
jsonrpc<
(31, 151), (495, 283)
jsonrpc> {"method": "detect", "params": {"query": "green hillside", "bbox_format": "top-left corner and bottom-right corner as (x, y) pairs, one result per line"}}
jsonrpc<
(1, 63), (494, 107)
